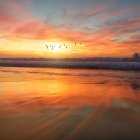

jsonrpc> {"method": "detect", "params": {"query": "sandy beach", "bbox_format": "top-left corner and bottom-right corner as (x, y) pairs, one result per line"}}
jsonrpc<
(0, 67), (140, 140)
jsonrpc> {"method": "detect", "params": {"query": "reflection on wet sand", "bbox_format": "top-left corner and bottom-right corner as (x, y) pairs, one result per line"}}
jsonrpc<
(0, 67), (140, 140)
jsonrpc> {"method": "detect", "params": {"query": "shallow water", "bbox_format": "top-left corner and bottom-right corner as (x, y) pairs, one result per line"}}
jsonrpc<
(0, 67), (140, 140)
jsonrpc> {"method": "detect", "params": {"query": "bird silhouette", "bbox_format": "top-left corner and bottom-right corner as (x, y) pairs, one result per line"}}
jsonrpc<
(44, 42), (82, 50)
(45, 44), (49, 49)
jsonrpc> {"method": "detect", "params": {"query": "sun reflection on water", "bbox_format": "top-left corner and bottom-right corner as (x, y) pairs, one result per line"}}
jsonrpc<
(0, 67), (139, 140)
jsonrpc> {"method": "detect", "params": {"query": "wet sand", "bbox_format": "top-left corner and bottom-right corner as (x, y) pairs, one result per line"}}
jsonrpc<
(0, 67), (140, 140)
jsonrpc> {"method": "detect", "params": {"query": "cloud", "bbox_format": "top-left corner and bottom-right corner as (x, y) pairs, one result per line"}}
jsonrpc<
(100, 5), (140, 20)
(105, 17), (140, 33)
(0, 0), (139, 57)
(0, 0), (37, 39)
(122, 34), (140, 45)
(62, 1), (113, 22)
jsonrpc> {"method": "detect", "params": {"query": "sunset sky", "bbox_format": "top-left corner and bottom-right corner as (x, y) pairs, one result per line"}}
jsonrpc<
(0, 0), (140, 58)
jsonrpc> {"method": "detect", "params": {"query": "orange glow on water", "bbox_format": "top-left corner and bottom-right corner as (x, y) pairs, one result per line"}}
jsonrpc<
(0, 67), (140, 139)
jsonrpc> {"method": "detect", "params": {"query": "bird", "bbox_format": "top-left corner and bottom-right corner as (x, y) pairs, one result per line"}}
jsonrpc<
(59, 45), (61, 48)
(45, 44), (48, 49)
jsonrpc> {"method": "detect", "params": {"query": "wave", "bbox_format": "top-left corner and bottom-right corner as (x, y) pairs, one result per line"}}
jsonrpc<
(0, 60), (140, 71)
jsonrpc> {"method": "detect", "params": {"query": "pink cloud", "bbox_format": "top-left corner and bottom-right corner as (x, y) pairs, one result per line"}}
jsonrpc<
(100, 5), (140, 20)
(0, 0), (139, 56)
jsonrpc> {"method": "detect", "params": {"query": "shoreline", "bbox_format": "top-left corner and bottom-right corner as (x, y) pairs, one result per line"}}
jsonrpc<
(0, 60), (140, 71)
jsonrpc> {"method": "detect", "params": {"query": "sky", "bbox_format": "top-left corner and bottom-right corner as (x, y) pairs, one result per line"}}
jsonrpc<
(0, 0), (140, 58)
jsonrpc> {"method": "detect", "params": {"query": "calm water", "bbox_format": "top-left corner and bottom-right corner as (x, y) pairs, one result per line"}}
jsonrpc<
(0, 67), (140, 140)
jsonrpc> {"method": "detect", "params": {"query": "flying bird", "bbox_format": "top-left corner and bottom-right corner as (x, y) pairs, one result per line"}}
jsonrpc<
(45, 44), (48, 49)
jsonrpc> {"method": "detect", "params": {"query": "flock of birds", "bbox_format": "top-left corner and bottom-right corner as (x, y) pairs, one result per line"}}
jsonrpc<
(45, 42), (82, 50)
